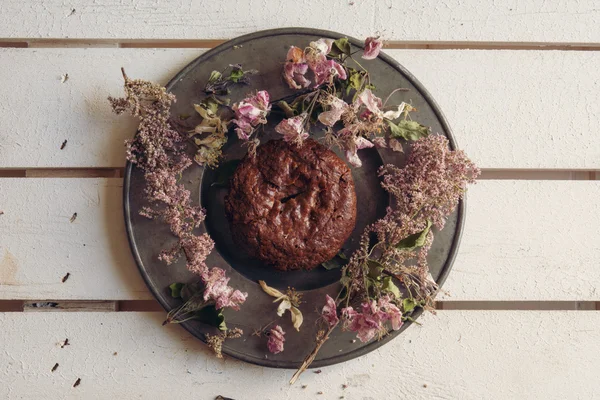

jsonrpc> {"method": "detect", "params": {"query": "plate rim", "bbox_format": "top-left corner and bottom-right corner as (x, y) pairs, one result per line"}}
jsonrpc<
(123, 27), (465, 368)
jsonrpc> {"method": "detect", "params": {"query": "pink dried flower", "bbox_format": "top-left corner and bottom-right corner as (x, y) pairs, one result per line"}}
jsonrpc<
(283, 46), (311, 90)
(313, 59), (347, 87)
(232, 90), (271, 140)
(267, 325), (286, 354)
(284, 62), (311, 90)
(181, 234), (214, 275)
(379, 135), (480, 230)
(362, 36), (383, 60)
(201, 267), (248, 311)
(275, 114), (309, 145)
(321, 295), (339, 327)
(341, 296), (403, 343)
(310, 38), (334, 55)
(318, 96), (349, 127)
(338, 129), (374, 168)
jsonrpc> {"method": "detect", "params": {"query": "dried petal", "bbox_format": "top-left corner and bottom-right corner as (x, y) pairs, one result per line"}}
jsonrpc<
(267, 325), (286, 354)
(362, 36), (383, 60)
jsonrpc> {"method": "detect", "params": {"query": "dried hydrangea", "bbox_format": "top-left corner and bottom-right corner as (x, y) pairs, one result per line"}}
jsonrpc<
(267, 325), (286, 354)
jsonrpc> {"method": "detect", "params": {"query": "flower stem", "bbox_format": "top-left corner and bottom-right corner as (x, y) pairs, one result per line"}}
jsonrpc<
(289, 321), (339, 384)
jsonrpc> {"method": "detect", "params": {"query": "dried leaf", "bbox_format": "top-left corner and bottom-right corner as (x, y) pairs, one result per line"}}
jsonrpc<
(387, 119), (431, 141)
(394, 220), (432, 251)
(329, 38), (351, 57)
(381, 276), (401, 298)
(258, 280), (286, 299)
(290, 306), (303, 331)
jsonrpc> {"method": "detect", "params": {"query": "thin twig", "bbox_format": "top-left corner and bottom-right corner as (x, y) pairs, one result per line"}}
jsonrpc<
(289, 322), (338, 384)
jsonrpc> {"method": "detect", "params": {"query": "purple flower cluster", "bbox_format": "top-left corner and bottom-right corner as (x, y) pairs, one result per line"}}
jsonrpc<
(267, 325), (286, 354)
(379, 134), (480, 231)
(110, 70), (247, 313)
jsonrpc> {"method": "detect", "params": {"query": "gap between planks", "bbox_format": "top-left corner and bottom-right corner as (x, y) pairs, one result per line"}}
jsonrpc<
(0, 300), (599, 312)
(0, 168), (598, 180)
(1, 39), (600, 51)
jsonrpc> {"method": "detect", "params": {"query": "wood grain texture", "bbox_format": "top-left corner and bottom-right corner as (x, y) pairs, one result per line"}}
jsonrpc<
(1, 179), (599, 301)
(1, 0), (600, 42)
(1, 48), (599, 169)
(0, 311), (599, 399)
(0, 179), (148, 300)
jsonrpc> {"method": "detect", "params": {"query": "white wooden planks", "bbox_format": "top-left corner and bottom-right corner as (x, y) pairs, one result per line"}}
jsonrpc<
(1, 0), (600, 43)
(1, 178), (599, 301)
(0, 178), (148, 300)
(1, 48), (599, 169)
(0, 311), (598, 399)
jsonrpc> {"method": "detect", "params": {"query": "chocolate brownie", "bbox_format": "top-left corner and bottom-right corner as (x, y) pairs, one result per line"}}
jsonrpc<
(224, 139), (357, 271)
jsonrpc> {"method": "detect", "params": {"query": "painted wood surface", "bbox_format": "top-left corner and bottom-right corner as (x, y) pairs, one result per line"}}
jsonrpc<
(1, 0), (600, 43)
(2, 179), (598, 301)
(1, 311), (599, 399)
(1, 48), (599, 169)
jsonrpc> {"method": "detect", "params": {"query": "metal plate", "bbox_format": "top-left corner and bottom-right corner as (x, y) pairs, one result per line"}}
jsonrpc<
(124, 28), (464, 369)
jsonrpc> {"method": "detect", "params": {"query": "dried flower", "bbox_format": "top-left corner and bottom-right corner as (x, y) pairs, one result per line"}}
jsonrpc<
(275, 114), (309, 145)
(202, 267), (248, 311)
(379, 135), (480, 231)
(259, 280), (303, 331)
(109, 69), (247, 325)
(362, 37), (383, 60)
(283, 46), (311, 89)
(232, 91), (271, 140)
(318, 96), (349, 127)
(267, 325), (286, 354)
(341, 295), (403, 342)
(284, 39), (347, 90)
(321, 295), (339, 327)
(206, 328), (244, 358)
(204, 64), (257, 95)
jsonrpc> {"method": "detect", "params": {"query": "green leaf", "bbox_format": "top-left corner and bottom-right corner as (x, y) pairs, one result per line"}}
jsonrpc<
(367, 259), (384, 280)
(348, 70), (364, 91)
(195, 305), (227, 331)
(330, 37), (351, 57)
(278, 100), (297, 118)
(169, 282), (184, 298)
(381, 276), (401, 299)
(180, 281), (204, 302)
(211, 160), (241, 188)
(394, 220), (432, 251)
(387, 119), (431, 141)
(321, 252), (348, 270)
(402, 298), (418, 314)
(229, 68), (244, 83)
(208, 70), (222, 84)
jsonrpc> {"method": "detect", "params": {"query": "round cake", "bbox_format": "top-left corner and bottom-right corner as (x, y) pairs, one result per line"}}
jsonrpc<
(225, 139), (357, 271)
